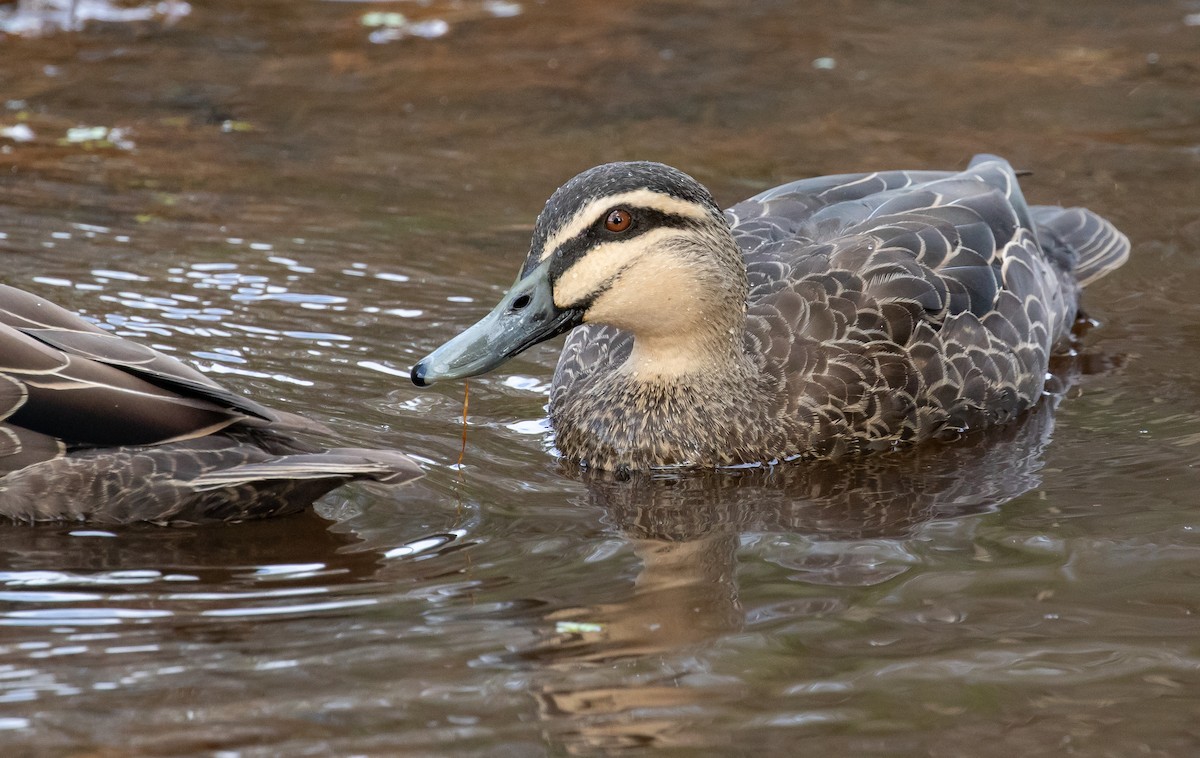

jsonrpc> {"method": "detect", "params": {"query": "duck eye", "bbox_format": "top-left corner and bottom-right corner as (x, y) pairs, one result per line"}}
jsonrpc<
(604, 209), (633, 233)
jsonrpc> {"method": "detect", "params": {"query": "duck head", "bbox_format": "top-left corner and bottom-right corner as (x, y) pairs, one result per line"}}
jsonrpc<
(411, 161), (739, 387)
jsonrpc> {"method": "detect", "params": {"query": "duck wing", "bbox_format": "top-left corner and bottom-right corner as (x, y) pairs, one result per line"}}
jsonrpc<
(0, 284), (283, 471)
(735, 157), (1085, 444)
(0, 284), (278, 417)
(0, 285), (274, 462)
(0, 436), (422, 524)
(0, 285), (423, 523)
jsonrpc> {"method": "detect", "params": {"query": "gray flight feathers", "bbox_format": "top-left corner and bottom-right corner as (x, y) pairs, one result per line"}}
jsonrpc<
(0, 285), (420, 524)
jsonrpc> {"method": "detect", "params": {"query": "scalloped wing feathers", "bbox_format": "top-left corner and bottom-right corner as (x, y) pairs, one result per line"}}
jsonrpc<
(0, 285), (421, 522)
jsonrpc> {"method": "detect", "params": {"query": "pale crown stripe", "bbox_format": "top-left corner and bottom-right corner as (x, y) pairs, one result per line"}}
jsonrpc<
(538, 188), (711, 263)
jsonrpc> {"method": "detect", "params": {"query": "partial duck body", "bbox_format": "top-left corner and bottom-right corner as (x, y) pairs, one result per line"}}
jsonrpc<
(0, 285), (420, 524)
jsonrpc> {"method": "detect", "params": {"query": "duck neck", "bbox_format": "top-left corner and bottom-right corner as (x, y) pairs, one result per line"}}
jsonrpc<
(618, 234), (751, 384)
(623, 314), (749, 383)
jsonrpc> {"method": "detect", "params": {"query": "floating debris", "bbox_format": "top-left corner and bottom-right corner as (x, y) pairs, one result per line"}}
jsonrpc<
(364, 14), (450, 44)
(66, 126), (109, 142)
(361, 12), (407, 29)
(59, 125), (135, 150)
(405, 19), (449, 39)
(0, 0), (191, 36)
(555, 621), (604, 634)
(812, 57), (837, 70)
(220, 120), (255, 133)
(0, 124), (34, 142)
(484, 1), (522, 18)
(359, 2), (518, 44)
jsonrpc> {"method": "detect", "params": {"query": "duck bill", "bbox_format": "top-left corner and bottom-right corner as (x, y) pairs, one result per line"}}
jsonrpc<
(410, 260), (582, 387)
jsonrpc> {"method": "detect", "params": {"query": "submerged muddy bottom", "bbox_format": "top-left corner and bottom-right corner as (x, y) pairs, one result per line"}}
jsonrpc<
(1, 0), (1199, 754)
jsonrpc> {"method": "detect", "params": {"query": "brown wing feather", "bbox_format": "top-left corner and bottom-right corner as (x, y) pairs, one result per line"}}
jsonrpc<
(0, 320), (248, 455)
(0, 284), (277, 419)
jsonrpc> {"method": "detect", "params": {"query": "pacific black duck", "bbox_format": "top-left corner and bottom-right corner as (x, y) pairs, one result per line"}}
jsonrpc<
(412, 155), (1129, 470)
(0, 285), (420, 524)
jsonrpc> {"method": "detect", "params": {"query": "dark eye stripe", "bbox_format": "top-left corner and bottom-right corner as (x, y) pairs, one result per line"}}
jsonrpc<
(542, 209), (701, 282)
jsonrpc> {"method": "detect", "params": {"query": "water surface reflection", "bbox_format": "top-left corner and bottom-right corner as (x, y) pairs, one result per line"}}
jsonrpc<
(519, 404), (1058, 751)
(2, 0), (1198, 753)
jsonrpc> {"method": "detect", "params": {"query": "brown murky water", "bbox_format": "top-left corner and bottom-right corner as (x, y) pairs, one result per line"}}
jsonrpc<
(1, 0), (1199, 754)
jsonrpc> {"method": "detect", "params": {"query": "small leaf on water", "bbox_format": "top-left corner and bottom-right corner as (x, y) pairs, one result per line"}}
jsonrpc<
(361, 12), (407, 28)
(555, 621), (604, 634)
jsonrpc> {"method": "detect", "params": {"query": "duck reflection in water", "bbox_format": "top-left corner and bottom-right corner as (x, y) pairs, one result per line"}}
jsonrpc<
(518, 391), (1071, 753)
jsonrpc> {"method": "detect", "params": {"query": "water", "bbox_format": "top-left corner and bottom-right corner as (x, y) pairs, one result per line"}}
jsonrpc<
(1, 0), (1199, 753)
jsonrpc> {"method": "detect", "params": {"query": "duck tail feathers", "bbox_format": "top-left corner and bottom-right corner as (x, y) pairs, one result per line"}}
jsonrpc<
(1030, 206), (1130, 287)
